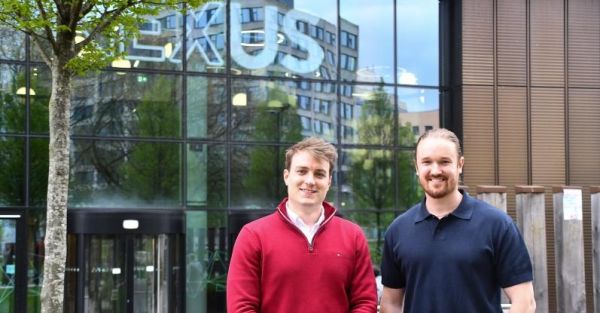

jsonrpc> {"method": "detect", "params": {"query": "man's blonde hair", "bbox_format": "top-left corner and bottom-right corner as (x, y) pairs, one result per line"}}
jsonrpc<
(285, 137), (337, 175)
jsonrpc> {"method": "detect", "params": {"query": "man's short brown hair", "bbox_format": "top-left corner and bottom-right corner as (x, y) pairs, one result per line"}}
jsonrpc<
(285, 137), (337, 175)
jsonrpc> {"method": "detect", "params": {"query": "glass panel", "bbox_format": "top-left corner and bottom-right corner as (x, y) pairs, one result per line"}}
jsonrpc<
(65, 233), (78, 313)
(85, 236), (127, 313)
(340, 148), (395, 211)
(231, 78), (334, 143)
(341, 84), (394, 145)
(397, 151), (423, 209)
(28, 139), (49, 207)
(133, 236), (157, 313)
(187, 144), (226, 208)
(0, 28), (25, 60)
(343, 210), (397, 265)
(116, 8), (185, 71)
(0, 64), (26, 134)
(340, 0), (394, 83)
(0, 137), (25, 206)
(186, 211), (227, 313)
(231, 145), (285, 208)
(397, 0), (439, 86)
(230, 0), (337, 80)
(0, 218), (17, 313)
(30, 69), (183, 137)
(187, 1), (227, 73)
(69, 140), (182, 208)
(29, 66), (51, 134)
(397, 87), (439, 141)
(26, 209), (44, 313)
(186, 76), (226, 139)
(71, 72), (182, 138)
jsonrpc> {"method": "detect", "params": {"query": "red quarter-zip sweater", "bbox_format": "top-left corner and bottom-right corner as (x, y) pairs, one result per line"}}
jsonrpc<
(226, 198), (377, 313)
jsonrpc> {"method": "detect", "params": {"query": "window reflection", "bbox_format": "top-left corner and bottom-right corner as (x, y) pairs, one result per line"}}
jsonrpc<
(187, 144), (226, 208)
(187, 1), (227, 73)
(397, 87), (439, 142)
(0, 65), (27, 134)
(0, 28), (25, 61)
(67, 140), (181, 208)
(187, 76), (226, 139)
(27, 209), (45, 313)
(116, 8), (185, 71)
(0, 137), (25, 206)
(186, 211), (228, 313)
(232, 79), (335, 143)
(397, 0), (439, 86)
(341, 84), (396, 145)
(30, 68), (184, 138)
(230, 0), (337, 79)
(231, 145), (285, 209)
(341, 0), (394, 83)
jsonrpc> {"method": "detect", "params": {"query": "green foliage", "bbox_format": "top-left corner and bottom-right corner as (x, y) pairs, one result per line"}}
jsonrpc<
(0, 0), (205, 74)
(238, 86), (303, 207)
(346, 86), (424, 264)
(120, 76), (180, 202)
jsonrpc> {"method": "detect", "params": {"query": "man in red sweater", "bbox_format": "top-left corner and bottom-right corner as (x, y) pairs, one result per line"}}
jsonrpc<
(227, 137), (377, 313)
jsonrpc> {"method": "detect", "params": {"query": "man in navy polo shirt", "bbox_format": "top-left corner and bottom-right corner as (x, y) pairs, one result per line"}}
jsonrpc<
(380, 128), (536, 313)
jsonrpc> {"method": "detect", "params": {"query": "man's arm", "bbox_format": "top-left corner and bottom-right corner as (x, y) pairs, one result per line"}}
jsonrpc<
(226, 227), (261, 313)
(349, 231), (378, 313)
(504, 281), (536, 313)
(379, 287), (404, 313)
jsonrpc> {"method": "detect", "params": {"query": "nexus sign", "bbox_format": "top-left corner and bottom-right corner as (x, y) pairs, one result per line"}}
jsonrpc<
(125, 2), (324, 74)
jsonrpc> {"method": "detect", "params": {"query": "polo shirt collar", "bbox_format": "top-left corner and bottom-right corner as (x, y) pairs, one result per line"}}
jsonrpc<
(414, 190), (474, 223)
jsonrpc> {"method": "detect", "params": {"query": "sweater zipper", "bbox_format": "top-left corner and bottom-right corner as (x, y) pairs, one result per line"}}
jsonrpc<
(278, 207), (336, 253)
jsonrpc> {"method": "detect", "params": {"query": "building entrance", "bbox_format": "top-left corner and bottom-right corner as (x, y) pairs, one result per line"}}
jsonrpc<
(66, 211), (184, 313)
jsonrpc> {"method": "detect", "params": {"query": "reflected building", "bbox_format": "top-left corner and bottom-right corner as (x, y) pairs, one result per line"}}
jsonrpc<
(0, 1), (440, 312)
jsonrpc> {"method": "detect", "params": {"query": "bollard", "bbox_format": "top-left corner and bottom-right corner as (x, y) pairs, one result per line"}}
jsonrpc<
(515, 185), (549, 313)
(476, 185), (509, 308)
(553, 186), (586, 313)
(591, 186), (600, 313)
(476, 185), (507, 213)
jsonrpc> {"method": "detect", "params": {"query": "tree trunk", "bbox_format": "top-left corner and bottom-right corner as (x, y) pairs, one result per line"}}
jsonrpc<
(40, 59), (72, 313)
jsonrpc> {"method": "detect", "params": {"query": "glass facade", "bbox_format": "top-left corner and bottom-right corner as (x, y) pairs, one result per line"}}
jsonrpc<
(0, 0), (440, 312)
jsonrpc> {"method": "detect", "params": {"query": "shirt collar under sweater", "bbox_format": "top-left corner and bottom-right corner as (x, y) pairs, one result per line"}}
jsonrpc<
(286, 202), (325, 244)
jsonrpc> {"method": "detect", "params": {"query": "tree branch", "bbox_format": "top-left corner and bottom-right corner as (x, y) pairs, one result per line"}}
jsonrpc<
(75, 1), (143, 51)
(69, 0), (84, 32)
(30, 36), (53, 68)
(34, 0), (58, 53)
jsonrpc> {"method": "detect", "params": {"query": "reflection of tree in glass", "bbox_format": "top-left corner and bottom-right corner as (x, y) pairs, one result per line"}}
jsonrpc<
(0, 71), (49, 206)
(234, 86), (303, 208)
(120, 76), (180, 202)
(347, 86), (422, 263)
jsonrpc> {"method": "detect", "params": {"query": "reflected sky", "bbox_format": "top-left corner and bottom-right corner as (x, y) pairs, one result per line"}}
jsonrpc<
(302, 0), (439, 87)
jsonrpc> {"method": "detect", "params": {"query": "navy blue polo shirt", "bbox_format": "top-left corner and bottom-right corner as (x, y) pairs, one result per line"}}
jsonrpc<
(381, 192), (533, 313)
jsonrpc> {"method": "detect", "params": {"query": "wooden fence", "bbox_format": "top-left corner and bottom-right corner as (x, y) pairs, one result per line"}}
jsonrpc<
(473, 185), (600, 313)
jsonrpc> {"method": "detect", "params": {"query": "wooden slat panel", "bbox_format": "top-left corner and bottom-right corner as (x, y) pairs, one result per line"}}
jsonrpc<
(569, 89), (600, 185)
(498, 87), (527, 218)
(568, 0), (600, 88)
(531, 87), (564, 313)
(569, 89), (600, 313)
(531, 87), (565, 184)
(531, 0), (564, 87)
(462, 0), (494, 85)
(497, 0), (527, 86)
(462, 86), (495, 186)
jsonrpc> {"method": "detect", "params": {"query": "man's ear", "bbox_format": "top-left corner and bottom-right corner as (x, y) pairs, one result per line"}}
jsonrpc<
(458, 156), (465, 174)
(283, 169), (289, 185)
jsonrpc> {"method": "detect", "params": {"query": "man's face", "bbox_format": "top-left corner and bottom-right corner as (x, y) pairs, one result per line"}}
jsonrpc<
(284, 151), (332, 210)
(415, 137), (464, 199)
